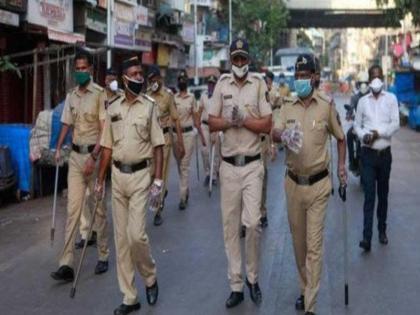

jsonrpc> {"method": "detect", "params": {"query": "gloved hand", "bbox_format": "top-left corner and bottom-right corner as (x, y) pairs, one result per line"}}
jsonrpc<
(94, 179), (105, 201)
(148, 179), (163, 212)
(231, 105), (246, 127)
(281, 123), (304, 154)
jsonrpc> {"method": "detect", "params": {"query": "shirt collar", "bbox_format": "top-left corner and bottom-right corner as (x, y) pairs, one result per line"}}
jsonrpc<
(76, 80), (94, 96)
(368, 90), (386, 98)
(229, 73), (253, 86)
(293, 93), (319, 107)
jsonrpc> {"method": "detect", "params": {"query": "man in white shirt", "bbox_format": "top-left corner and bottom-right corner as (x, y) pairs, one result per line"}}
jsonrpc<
(354, 65), (400, 252)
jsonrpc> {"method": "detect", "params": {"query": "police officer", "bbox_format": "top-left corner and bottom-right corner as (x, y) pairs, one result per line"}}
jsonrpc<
(173, 70), (199, 210)
(208, 38), (272, 308)
(95, 56), (164, 315)
(272, 54), (347, 315)
(51, 50), (109, 281)
(197, 75), (220, 186)
(147, 65), (185, 225)
(105, 68), (123, 108)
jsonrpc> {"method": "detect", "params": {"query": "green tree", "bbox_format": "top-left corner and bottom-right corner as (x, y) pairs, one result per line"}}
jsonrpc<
(228, 0), (289, 65)
(377, 0), (420, 25)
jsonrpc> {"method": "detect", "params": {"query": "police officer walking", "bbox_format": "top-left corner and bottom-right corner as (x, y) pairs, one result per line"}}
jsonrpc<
(208, 39), (272, 308)
(95, 57), (164, 315)
(173, 70), (200, 210)
(272, 54), (347, 315)
(104, 68), (123, 108)
(51, 50), (109, 281)
(147, 65), (185, 225)
(197, 75), (220, 186)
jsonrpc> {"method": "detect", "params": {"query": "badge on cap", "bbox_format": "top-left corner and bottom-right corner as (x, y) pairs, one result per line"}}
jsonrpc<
(237, 40), (243, 49)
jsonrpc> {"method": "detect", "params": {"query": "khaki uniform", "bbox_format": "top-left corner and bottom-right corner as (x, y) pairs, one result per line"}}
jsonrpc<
(209, 73), (272, 291)
(101, 93), (165, 305)
(147, 87), (179, 211)
(276, 90), (344, 313)
(59, 81), (109, 268)
(173, 92), (196, 202)
(79, 90), (123, 240)
(199, 92), (220, 179)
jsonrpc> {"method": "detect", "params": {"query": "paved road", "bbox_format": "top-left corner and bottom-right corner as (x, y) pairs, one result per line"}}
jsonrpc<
(1, 94), (420, 315)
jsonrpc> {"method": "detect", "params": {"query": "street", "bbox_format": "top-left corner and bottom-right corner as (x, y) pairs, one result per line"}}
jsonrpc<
(1, 94), (420, 315)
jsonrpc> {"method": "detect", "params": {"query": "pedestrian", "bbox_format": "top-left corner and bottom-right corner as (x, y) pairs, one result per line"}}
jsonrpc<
(173, 70), (201, 210)
(354, 64), (400, 252)
(147, 65), (185, 226)
(208, 38), (272, 308)
(95, 56), (164, 315)
(272, 54), (347, 315)
(197, 74), (220, 187)
(51, 50), (110, 282)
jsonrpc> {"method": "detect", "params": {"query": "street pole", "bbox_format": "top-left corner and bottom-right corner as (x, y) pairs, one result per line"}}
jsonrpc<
(194, 0), (198, 86)
(229, 0), (232, 44)
(385, 31), (389, 90)
(106, 0), (113, 68)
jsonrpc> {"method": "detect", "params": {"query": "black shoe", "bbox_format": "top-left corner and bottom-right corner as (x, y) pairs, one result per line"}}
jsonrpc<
(75, 239), (86, 249)
(295, 295), (305, 310)
(146, 281), (159, 305)
(240, 225), (246, 238)
(153, 213), (163, 226)
(179, 200), (187, 210)
(204, 175), (210, 187)
(225, 291), (244, 308)
(212, 179), (217, 186)
(260, 216), (268, 228)
(246, 278), (262, 305)
(379, 232), (388, 245)
(50, 265), (74, 282)
(359, 239), (371, 252)
(94, 260), (108, 275)
(305, 312), (315, 315)
(87, 231), (97, 246)
(113, 303), (141, 315)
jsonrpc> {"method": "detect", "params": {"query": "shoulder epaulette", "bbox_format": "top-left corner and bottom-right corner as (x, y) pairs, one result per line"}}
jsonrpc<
(165, 87), (174, 95)
(142, 93), (156, 104)
(316, 90), (333, 104)
(219, 73), (231, 81)
(92, 83), (104, 92)
(250, 72), (264, 80)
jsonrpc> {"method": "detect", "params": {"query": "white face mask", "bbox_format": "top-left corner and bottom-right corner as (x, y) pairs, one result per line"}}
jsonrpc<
(151, 81), (160, 92)
(370, 78), (383, 93)
(232, 64), (249, 78)
(359, 83), (369, 95)
(109, 80), (118, 92)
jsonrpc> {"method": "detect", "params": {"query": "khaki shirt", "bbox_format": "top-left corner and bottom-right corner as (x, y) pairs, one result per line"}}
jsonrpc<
(147, 87), (179, 128)
(100, 94), (165, 165)
(209, 73), (272, 157)
(174, 92), (196, 128)
(199, 92), (211, 122)
(106, 89), (124, 109)
(268, 87), (282, 109)
(279, 84), (291, 98)
(61, 81), (107, 145)
(275, 89), (345, 175)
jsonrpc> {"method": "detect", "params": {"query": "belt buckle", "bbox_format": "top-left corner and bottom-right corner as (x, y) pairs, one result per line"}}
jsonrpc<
(80, 145), (89, 154)
(297, 175), (310, 185)
(120, 164), (133, 174)
(234, 155), (246, 167)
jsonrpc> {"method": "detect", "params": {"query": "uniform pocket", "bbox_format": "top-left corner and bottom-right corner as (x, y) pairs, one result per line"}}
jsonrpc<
(111, 120), (123, 142)
(134, 117), (150, 141)
(313, 120), (327, 144)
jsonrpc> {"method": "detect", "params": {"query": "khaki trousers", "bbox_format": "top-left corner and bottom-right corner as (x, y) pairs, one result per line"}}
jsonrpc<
(111, 164), (157, 305)
(156, 132), (172, 214)
(173, 131), (195, 201)
(220, 159), (264, 291)
(200, 124), (220, 178)
(59, 151), (109, 267)
(260, 137), (270, 217)
(78, 187), (97, 239)
(285, 175), (331, 313)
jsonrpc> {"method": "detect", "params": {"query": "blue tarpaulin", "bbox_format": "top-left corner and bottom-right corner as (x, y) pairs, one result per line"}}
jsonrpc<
(0, 124), (32, 192)
(50, 101), (71, 149)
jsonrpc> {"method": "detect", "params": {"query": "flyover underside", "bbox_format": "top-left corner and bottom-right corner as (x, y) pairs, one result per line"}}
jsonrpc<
(288, 9), (400, 28)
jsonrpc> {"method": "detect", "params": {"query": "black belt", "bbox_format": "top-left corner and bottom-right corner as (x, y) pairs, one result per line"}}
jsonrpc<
(223, 154), (261, 167)
(72, 143), (95, 154)
(362, 146), (391, 157)
(174, 126), (193, 133)
(287, 169), (329, 186)
(162, 127), (170, 134)
(202, 120), (209, 126)
(113, 160), (150, 174)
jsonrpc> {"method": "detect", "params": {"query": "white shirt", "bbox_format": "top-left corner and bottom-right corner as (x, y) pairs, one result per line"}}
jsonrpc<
(354, 91), (400, 150)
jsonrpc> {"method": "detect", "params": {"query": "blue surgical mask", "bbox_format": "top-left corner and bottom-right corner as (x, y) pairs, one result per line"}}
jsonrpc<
(294, 79), (313, 98)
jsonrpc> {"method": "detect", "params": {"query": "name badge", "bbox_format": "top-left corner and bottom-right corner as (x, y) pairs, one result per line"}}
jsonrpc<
(223, 94), (233, 100)
(111, 114), (122, 122)
(287, 119), (296, 124)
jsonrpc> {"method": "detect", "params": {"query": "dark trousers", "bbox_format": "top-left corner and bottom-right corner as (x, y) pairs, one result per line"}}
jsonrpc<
(347, 127), (361, 167)
(361, 146), (392, 241)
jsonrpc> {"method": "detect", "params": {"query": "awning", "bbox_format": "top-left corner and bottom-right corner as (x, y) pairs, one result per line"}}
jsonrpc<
(48, 29), (85, 44)
(0, 8), (19, 27)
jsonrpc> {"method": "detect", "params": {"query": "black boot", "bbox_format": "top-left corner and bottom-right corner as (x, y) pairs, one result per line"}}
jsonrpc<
(260, 216), (268, 228)
(50, 265), (74, 282)
(379, 232), (388, 245)
(94, 260), (108, 275)
(153, 213), (163, 226)
(295, 295), (305, 310)
(225, 292), (244, 308)
(113, 303), (141, 315)
(246, 278), (262, 305)
(359, 239), (371, 252)
(146, 281), (159, 305)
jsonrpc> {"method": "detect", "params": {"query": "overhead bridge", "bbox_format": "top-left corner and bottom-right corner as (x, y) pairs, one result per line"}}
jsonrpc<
(285, 0), (400, 28)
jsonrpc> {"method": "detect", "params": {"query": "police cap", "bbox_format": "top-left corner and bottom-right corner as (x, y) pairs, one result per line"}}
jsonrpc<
(230, 38), (249, 57)
(295, 54), (316, 73)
